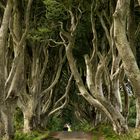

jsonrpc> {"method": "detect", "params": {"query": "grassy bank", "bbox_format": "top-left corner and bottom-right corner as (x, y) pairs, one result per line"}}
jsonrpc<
(13, 125), (140, 140)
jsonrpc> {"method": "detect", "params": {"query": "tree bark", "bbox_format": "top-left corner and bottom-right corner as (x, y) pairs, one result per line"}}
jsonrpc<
(138, 0), (140, 6)
(0, 0), (13, 139)
(122, 83), (130, 121)
(65, 39), (128, 133)
(0, 0), (13, 102)
(85, 54), (128, 133)
(10, 0), (33, 133)
(58, 4), (128, 133)
(1, 101), (16, 140)
(23, 105), (34, 133)
(114, 0), (140, 127)
(111, 78), (122, 113)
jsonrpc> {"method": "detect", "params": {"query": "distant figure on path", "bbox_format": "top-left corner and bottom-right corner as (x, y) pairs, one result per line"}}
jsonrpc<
(63, 123), (72, 131)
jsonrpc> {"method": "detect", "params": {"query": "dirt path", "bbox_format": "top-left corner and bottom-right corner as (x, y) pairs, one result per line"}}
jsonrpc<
(48, 131), (94, 140)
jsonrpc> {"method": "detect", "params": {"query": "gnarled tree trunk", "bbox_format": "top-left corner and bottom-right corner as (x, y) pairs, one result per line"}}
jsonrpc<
(22, 98), (35, 133)
(59, 4), (128, 134)
(1, 101), (16, 140)
(0, 0), (14, 139)
(114, 0), (140, 128)
(65, 40), (128, 134)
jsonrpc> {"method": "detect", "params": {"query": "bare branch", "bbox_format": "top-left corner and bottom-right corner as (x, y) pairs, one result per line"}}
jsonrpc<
(9, 11), (18, 45)
(41, 48), (66, 95)
(18, 0), (33, 48)
(75, 3), (82, 28)
(122, 82), (130, 120)
(0, 0), (13, 62)
(98, 13), (112, 47)
(68, 4), (82, 34)
(135, 22), (140, 39)
(5, 47), (22, 92)
(48, 74), (73, 116)
(49, 39), (64, 46)
(68, 9), (75, 33)
(138, 0), (140, 6)
(84, 54), (94, 93)
(54, 73), (73, 108)
(40, 45), (49, 81)
(103, 10), (111, 26)
(48, 98), (68, 117)
(42, 89), (53, 114)
(5, 0), (33, 97)
(95, 59), (105, 97)
(90, 1), (98, 62)
(66, 37), (114, 125)
(111, 56), (121, 79)
(59, 32), (67, 47)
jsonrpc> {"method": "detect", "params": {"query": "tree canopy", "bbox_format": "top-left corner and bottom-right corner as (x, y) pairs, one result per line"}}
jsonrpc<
(1, 0), (140, 139)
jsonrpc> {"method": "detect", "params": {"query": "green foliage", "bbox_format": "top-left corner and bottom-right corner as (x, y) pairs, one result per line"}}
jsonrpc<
(14, 131), (49, 140)
(61, 107), (74, 124)
(72, 120), (93, 132)
(95, 125), (119, 140)
(47, 107), (75, 131)
(8, 0), (140, 139)
(43, 0), (67, 22)
(14, 131), (41, 140)
(28, 0), (49, 41)
(14, 125), (140, 140)
(47, 115), (63, 131)
(28, 27), (51, 41)
(128, 97), (136, 127)
(92, 124), (140, 140)
(14, 108), (24, 130)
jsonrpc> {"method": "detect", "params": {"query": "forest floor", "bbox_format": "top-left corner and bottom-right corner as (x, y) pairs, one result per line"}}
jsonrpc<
(14, 125), (140, 140)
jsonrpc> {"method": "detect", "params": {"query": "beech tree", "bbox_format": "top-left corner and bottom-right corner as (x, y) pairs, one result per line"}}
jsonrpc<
(114, 0), (140, 128)
(0, 0), (33, 139)
(49, 0), (140, 133)
(0, 0), (13, 139)
(1, 0), (140, 139)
